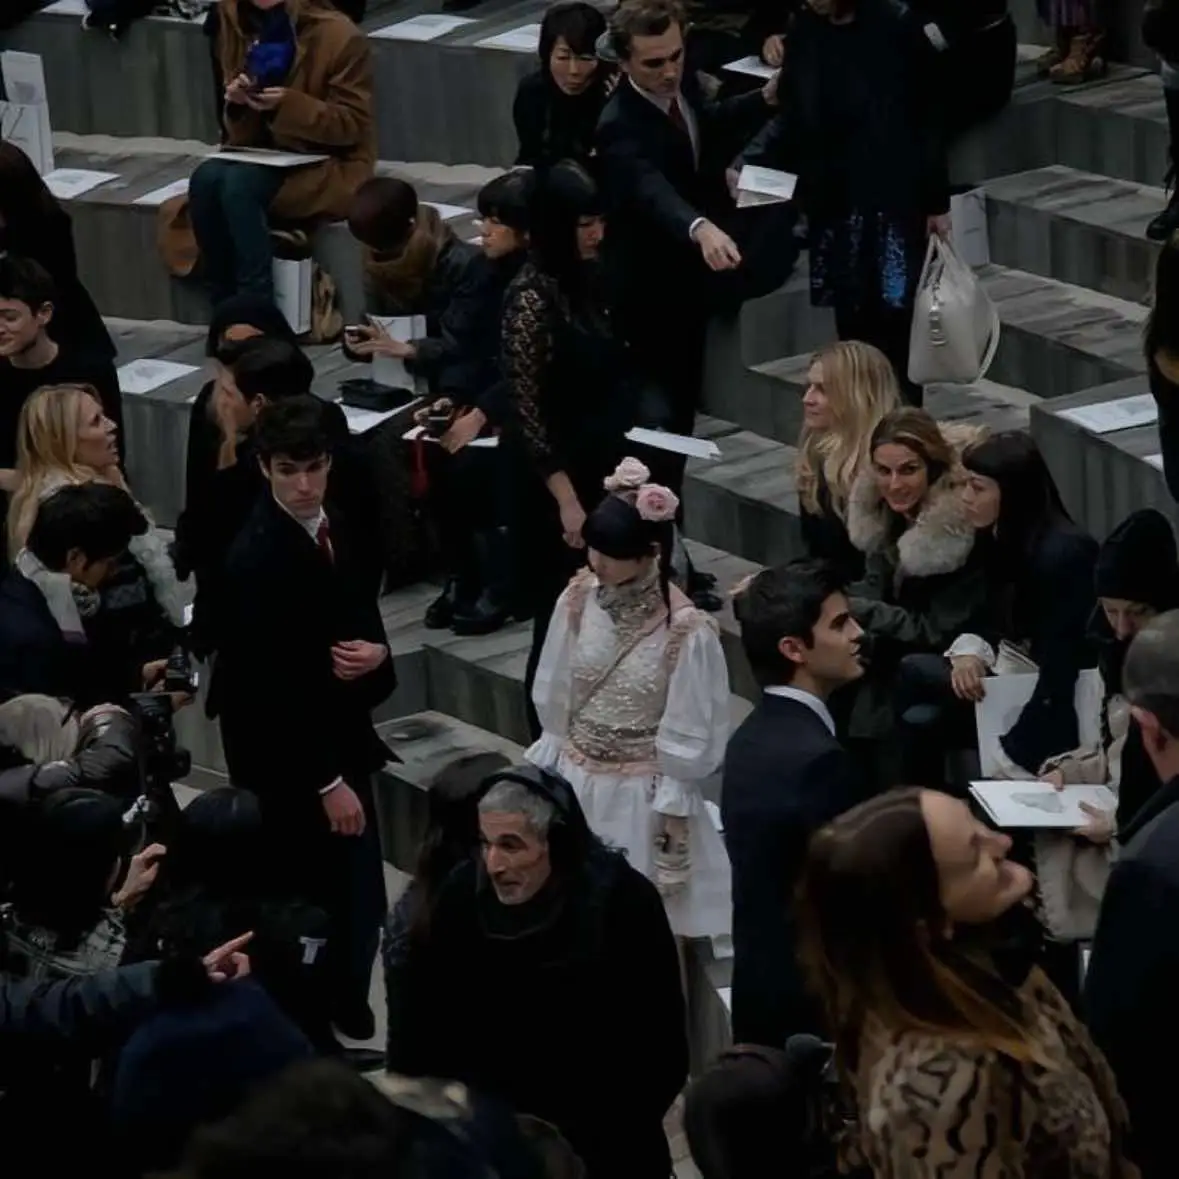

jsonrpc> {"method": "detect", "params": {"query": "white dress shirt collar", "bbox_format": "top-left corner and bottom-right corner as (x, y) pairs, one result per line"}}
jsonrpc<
(763, 685), (836, 735)
(275, 494), (327, 542)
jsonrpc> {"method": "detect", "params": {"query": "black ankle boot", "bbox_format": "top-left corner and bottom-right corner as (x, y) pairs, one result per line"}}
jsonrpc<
(424, 579), (458, 629)
(452, 529), (512, 636)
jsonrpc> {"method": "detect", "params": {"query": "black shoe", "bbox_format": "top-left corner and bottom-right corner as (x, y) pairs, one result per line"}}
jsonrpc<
(452, 593), (511, 636)
(1147, 197), (1179, 242)
(424, 580), (457, 630)
(331, 1000), (376, 1042)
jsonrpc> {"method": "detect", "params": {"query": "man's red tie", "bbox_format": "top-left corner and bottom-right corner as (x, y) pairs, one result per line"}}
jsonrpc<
(315, 518), (334, 564)
(668, 96), (690, 140)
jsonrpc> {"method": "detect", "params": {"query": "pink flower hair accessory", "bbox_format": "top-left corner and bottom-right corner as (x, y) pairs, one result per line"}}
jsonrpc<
(634, 483), (679, 523)
(603, 457), (650, 492)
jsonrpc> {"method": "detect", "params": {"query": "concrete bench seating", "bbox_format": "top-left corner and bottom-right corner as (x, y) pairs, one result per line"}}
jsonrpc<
(1031, 377), (1178, 538)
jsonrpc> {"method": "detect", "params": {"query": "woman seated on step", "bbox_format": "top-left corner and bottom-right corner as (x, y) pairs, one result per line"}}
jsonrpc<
(841, 407), (990, 787)
(795, 340), (900, 584)
(191, 0), (376, 305)
(8, 384), (193, 704)
(893, 431), (1098, 789)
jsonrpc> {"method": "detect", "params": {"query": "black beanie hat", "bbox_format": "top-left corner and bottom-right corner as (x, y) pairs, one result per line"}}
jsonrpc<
(1095, 509), (1179, 610)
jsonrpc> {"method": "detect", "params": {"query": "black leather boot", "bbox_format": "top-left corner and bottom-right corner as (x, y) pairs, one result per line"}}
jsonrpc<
(424, 579), (458, 630)
(452, 529), (513, 636)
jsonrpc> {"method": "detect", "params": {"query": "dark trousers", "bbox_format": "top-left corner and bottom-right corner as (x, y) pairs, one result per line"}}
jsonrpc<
(835, 299), (922, 407)
(894, 652), (978, 791)
(219, 718), (386, 1018)
(189, 157), (285, 305)
(427, 443), (510, 606)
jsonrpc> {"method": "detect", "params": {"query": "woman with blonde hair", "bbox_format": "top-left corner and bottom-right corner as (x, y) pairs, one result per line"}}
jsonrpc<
(796, 340), (900, 581)
(8, 383), (192, 697)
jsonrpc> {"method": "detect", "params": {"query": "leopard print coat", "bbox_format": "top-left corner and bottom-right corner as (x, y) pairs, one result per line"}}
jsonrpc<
(847, 969), (1140, 1178)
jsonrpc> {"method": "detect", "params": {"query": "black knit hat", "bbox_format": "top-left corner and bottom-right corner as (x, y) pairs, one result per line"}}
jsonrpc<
(1095, 509), (1179, 610)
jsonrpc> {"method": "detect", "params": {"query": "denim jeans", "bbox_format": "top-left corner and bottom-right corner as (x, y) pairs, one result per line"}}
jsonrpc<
(189, 158), (285, 305)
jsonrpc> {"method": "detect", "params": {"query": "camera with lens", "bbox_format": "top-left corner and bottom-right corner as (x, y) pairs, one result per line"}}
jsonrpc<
(162, 644), (199, 696)
(126, 691), (190, 846)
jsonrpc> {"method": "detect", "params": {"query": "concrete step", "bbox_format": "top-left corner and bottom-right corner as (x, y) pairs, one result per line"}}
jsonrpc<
(977, 264), (1148, 396)
(1050, 73), (1170, 188)
(985, 165), (1164, 303)
(6, 0), (541, 164)
(52, 143), (487, 325)
(1030, 376), (1179, 539)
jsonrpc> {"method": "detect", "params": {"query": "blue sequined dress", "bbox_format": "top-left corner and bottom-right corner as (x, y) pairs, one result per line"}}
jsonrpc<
(809, 208), (927, 313)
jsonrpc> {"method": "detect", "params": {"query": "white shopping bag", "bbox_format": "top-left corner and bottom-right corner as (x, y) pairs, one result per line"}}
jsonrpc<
(273, 258), (312, 336)
(950, 188), (990, 268)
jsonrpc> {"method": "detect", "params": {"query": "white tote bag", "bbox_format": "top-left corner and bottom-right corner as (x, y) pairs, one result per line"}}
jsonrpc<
(908, 235), (1000, 386)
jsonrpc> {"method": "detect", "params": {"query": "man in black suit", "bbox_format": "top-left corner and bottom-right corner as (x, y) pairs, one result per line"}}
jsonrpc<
(596, 0), (790, 446)
(0, 483), (147, 707)
(212, 396), (394, 1040)
(722, 559), (867, 1049)
(1085, 610), (1179, 1179)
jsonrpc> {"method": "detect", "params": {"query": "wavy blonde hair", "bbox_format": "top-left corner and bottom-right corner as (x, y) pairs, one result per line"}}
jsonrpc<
(796, 341), (901, 517)
(7, 383), (105, 557)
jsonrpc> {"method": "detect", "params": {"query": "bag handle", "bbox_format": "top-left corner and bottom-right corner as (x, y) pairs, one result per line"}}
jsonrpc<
(929, 233), (1002, 382)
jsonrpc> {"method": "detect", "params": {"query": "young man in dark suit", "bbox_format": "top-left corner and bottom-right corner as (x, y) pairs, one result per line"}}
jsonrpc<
(596, 0), (790, 443)
(212, 395), (395, 1040)
(722, 558), (866, 1049)
(1085, 609), (1179, 1179)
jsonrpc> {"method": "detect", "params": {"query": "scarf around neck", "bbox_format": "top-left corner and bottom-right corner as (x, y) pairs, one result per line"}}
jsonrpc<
(15, 548), (99, 640)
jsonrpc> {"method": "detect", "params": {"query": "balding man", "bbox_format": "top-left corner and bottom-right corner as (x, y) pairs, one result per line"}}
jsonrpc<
(1085, 608), (1179, 1179)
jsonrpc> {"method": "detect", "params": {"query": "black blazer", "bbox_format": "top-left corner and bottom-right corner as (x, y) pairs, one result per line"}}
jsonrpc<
(721, 692), (865, 1048)
(210, 494), (395, 804)
(0, 572), (107, 708)
(597, 79), (772, 303)
(1085, 774), (1179, 1179)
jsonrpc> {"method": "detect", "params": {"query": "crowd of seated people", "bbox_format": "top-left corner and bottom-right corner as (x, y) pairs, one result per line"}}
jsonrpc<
(10, 0), (1179, 1177)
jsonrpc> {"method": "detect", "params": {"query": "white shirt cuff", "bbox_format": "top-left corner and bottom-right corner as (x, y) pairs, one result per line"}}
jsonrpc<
(319, 777), (344, 796)
(688, 217), (706, 241)
(924, 22), (949, 50)
(945, 634), (996, 667)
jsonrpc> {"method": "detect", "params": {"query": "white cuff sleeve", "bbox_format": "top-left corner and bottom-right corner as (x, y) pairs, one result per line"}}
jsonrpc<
(319, 776), (344, 796)
(945, 634), (996, 667)
(688, 217), (706, 241)
(923, 22), (949, 50)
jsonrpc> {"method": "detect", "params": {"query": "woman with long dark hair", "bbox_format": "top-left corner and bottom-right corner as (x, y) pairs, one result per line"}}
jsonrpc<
(0, 143), (114, 359)
(895, 430), (1098, 786)
(527, 457), (731, 939)
(797, 789), (1137, 1177)
(513, 1), (612, 169)
(503, 159), (635, 735)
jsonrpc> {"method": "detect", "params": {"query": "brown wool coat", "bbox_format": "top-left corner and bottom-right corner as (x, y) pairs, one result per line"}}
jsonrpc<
(216, 0), (376, 223)
(847, 969), (1140, 1179)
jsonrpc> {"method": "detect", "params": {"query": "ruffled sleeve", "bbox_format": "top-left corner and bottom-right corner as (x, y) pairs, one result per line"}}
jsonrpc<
(524, 575), (588, 772)
(654, 612), (729, 817)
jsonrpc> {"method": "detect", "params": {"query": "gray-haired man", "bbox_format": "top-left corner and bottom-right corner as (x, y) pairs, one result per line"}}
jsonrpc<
(386, 765), (687, 1179)
(1086, 609), (1179, 1179)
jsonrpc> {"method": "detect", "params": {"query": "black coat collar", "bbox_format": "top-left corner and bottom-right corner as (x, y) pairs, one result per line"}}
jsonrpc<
(1119, 773), (1179, 846)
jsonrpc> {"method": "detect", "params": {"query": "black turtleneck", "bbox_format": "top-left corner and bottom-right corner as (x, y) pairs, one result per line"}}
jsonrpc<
(512, 70), (609, 170)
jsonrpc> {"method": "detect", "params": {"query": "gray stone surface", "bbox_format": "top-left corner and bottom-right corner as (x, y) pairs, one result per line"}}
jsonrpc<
(985, 165), (1164, 303)
(1030, 378), (1179, 539)
(978, 265), (1148, 396)
(1051, 73), (1170, 187)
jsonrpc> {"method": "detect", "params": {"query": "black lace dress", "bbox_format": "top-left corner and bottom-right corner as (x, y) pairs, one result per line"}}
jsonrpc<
(502, 260), (635, 731)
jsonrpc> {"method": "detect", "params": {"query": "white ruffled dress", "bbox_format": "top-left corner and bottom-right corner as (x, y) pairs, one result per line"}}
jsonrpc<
(526, 571), (732, 940)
